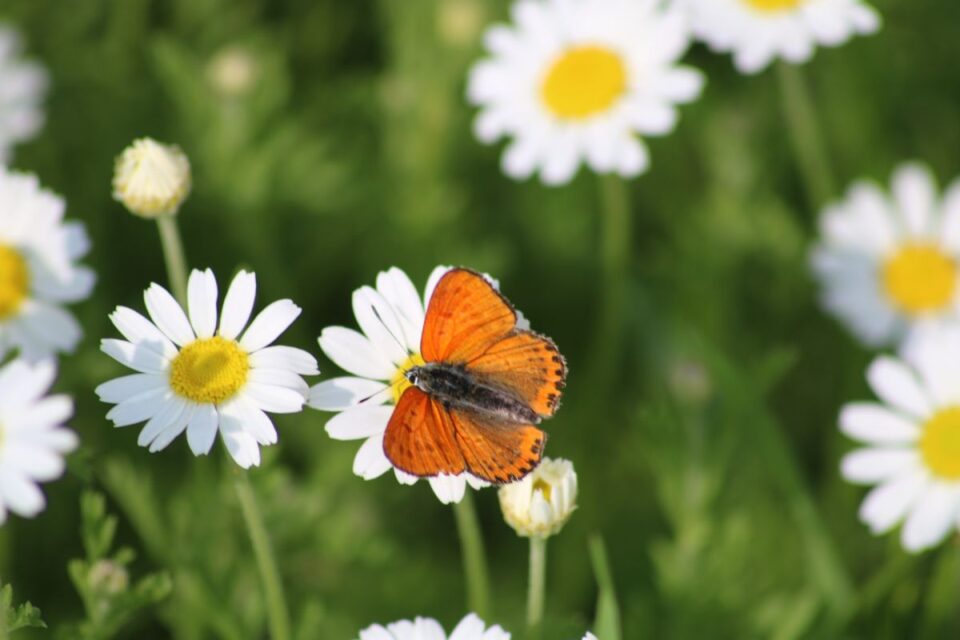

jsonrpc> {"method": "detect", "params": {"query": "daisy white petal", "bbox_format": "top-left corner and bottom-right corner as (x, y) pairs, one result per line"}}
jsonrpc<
(0, 358), (77, 522)
(250, 345), (319, 375)
(839, 403), (920, 445)
(136, 395), (186, 446)
(901, 484), (960, 552)
(309, 377), (390, 412)
(96, 373), (166, 404)
(187, 268), (218, 339)
(867, 357), (932, 419)
(353, 433), (393, 480)
(319, 327), (396, 380)
(240, 299), (301, 352)
(109, 307), (177, 357)
(325, 405), (393, 441)
(220, 417), (262, 469)
(840, 449), (918, 485)
(219, 270), (257, 340)
(144, 283), (195, 346)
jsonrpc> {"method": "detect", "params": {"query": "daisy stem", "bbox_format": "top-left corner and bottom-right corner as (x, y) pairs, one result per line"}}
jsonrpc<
(453, 490), (491, 619)
(156, 214), (189, 306)
(593, 174), (632, 385)
(777, 62), (836, 210)
(235, 474), (292, 640)
(526, 536), (547, 630)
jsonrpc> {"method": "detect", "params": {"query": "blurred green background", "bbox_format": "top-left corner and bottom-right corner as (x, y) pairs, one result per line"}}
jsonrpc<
(1, 0), (959, 638)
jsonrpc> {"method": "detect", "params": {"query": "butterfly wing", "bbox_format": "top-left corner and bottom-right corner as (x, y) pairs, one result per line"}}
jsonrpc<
(383, 387), (466, 477)
(450, 409), (546, 484)
(467, 330), (567, 418)
(421, 268), (516, 364)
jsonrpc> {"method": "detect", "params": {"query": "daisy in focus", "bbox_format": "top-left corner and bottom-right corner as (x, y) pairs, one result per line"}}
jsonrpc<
(96, 268), (317, 468)
(839, 324), (960, 552)
(811, 162), (960, 349)
(0, 359), (77, 524)
(0, 25), (48, 163)
(309, 266), (492, 504)
(679, 0), (880, 75)
(0, 168), (95, 361)
(357, 613), (509, 640)
(467, 0), (703, 185)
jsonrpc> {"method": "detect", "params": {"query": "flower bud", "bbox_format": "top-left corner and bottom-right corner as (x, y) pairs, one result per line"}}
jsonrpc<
(207, 46), (258, 97)
(112, 138), (191, 218)
(498, 457), (577, 538)
(87, 559), (129, 595)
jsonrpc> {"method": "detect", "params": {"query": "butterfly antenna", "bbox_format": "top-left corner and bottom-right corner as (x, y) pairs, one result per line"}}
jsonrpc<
(371, 306), (413, 355)
(357, 377), (405, 404)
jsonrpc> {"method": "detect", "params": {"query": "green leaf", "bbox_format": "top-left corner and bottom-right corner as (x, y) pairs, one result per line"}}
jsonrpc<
(589, 535), (621, 640)
(0, 583), (47, 634)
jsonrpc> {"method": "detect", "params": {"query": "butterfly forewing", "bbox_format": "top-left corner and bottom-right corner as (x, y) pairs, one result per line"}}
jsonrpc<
(384, 387), (466, 477)
(467, 330), (567, 418)
(450, 410), (546, 484)
(421, 268), (517, 363)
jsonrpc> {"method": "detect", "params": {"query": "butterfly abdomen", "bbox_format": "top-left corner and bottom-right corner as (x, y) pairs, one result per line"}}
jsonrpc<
(408, 363), (541, 425)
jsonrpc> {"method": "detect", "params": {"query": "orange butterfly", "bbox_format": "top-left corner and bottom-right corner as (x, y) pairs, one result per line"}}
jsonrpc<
(384, 268), (567, 484)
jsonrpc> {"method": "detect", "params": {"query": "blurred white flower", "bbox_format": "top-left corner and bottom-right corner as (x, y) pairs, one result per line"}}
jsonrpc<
(499, 457), (577, 537)
(583, 634), (598, 640)
(208, 46), (258, 97)
(811, 162), (960, 349)
(113, 138), (192, 218)
(0, 359), (77, 524)
(678, 0), (880, 74)
(0, 25), (48, 164)
(358, 613), (510, 640)
(839, 324), (960, 552)
(0, 168), (94, 361)
(309, 265), (494, 504)
(467, 0), (703, 185)
(96, 269), (317, 468)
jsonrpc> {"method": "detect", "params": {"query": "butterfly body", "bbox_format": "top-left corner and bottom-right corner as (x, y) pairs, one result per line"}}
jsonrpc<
(406, 363), (542, 426)
(384, 268), (567, 484)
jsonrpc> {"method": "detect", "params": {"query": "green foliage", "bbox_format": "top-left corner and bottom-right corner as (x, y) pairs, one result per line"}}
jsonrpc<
(59, 492), (172, 640)
(0, 584), (46, 636)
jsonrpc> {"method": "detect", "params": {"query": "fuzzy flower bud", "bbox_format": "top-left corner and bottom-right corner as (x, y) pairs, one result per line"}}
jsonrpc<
(112, 138), (191, 218)
(498, 457), (577, 538)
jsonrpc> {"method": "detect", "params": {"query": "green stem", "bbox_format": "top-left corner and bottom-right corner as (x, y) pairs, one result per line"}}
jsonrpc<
(777, 62), (836, 209)
(154, 214), (291, 640)
(592, 175), (632, 386)
(156, 214), (189, 306)
(235, 475), (292, 640)
(452, 491), (491, 619)
(526, 536), (547, 630)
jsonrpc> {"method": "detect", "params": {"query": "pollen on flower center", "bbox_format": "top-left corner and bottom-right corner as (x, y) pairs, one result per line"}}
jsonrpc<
(0, 245), (30, 320)
(541, 45), (627, 120)
(745, 0), (805, 11)
(169, 336), (249, 404)
(391, 352), (426, 404)
(920, 407), (960, 480)
(882, 244), (957, 315)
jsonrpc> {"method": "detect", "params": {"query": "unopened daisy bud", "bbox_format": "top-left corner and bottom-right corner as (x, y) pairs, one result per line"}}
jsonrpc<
(112, 138), (191, 218)
(499, 457), (577, 538)
(88, 559), (129, 595)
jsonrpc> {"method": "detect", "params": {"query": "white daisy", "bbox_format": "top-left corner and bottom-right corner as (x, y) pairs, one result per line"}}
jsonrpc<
(309, 266), (497, 505)
(0, 25), (47, 163)
(96, 268), (318, 469)
(358, 613), (510, 640)
(810, 162), (960, 349)
(679, 0), (880, 75)
(839, 324), (960, 552)
(0, 358), (78, 524)
(467, 0), (704, 185)
(0, 168), (95, 361)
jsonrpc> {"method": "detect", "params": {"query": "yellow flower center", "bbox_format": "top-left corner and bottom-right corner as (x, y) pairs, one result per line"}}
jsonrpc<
(882, 244), (957, 315)
(0, 245), (30, 320)
(391, 352), (426, 404)
(541, 45), (627, 120)
(920, 407), (960, 480)
(533, 478), (553, 503)
(169, 336), (249, 404)
(744, 0), (805, 11)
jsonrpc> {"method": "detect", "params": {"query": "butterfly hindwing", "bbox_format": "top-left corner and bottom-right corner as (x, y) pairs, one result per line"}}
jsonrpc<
(383, 387), (465, 477)
(468, 330), (567, 418)
(421, 269), (517, 364)
(450, 409), (546, 484)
